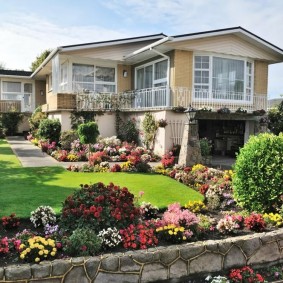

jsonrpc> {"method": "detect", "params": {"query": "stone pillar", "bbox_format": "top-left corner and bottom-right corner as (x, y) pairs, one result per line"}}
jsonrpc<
(178, 122), (202, 166)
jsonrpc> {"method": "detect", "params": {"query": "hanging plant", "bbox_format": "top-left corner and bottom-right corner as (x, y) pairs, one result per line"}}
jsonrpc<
(157, 119), (168, 128)
(142, 112), (158, 150)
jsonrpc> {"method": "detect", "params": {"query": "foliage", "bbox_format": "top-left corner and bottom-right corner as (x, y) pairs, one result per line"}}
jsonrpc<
(142, 112), (158, 149)
(88, 151), (109, 165)
(139, 202), (159, 220)
(229, 266), (265, 282)
(244, 213), (266, 232)
(98, 227), (122, 249)
(30, 49), (51, 72)
(77, 122), (99, 145)
(263, 212), (283, 227)
(59, 130), (79, 150)
(117, 117), (139, 144)
(233, 133), (283, 212)
(70, 111), (95, 130)
(60, 182), (141, 233)
(0, 112), (24, 136)
(19, 236), (57, 263)
(217, 107), (231, 114)
(161, 151), (175, 168)
(2, 213), (20, 229)
(157, 118), (168, 127)
(0, 237), (9, 254)
(30, 206), (56, 228)
(200, 138), (212, 157)
(37, 119), (61, 144)
(216, 215), (243, 234)
(63, 228), (102, 256)
(185, 200), (207, 213)
(268, 100), (283, 135)
(28, 106), (47, 136)
(119, 221), (158, 249)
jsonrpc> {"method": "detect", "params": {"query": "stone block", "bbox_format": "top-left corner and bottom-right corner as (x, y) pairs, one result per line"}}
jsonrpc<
(0, 267), (3, 280)
(120, 256), (141, 272)
(170, 259), (187, 279)
(224, 245), (246, 269)
(141, 263), (167, 282)
(95, 272), (139, 283)
(100, 256), (119, 272)
(71, 257), (85, 265)
(261, 232), (278, 244)
(85, 257), (100, 279)
(132, 251), (159, 263)
(5, 264), (31, 281)
(205, 240), (219, 252)
(190, 252), (222, 274)
(31, 279), (61, 283)
(248, 242), (280, 265)
(31, 262), (51, 278)
(218, 241), (233, 254)
(180, 243), (205, 260)
(64, 266), (89, 283)
(159, 249), (179, 265)
(241, 237), (261, 258)
(51, 259), (72, 276)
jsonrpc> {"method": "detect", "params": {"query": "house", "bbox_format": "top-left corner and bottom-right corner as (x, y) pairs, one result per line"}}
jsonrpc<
(4, 27), (283, 155)
(0, 69), (46, 133)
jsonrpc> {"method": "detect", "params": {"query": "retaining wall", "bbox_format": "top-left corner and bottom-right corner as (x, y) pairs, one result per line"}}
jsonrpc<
(1, 229), (283, 283)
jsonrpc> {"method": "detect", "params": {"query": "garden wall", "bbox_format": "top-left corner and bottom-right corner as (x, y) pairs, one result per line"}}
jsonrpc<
(1, 229), (283, 283)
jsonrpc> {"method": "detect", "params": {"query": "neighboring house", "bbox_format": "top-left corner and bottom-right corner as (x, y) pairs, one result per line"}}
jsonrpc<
(0, 69), (46, 132)
(7, 27), (283, 154)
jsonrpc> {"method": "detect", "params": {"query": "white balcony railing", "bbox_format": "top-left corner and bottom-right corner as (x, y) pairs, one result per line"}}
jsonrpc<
(76, 86), (267, 113)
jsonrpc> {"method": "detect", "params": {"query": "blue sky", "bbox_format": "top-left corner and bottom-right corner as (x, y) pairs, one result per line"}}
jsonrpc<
(0, 0), (283, 98)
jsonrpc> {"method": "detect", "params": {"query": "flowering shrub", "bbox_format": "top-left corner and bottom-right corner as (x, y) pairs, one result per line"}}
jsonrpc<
(2, 213), (20, 229)
(63, 228), (102, 256)
(98, 227), (122, 249)
(156, 224), (192, 243)
(88, 151), (109, 165)
(139, 202), (159, 220)
(30, 206), (56, 228)
(110, 163), (121, 172)
(119, 222), (158, 249)
(60, 182), (140, 233)
(51, 149), (69, 161)
(39, 140), (57, 154)
(244, 213), (266, 232)
(0, 237), (9, 254)
(229, 266), (265, 282)
(66, 153), (79, 162)
(205, 275), (229, 283)
(185, 200), (207, 213)
(216, 215), (242, 234)
(263, 212), (283, 227)
(19, 236), (57, 263)
(120, 161), (137, 172)
(161, 152), (175, 168)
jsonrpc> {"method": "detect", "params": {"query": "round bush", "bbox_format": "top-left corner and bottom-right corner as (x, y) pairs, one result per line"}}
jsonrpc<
(59, 130), (79, 150)
(60, 182), (141, 232)
(37, 118), (61, 143)
(233, 133), (283, 212)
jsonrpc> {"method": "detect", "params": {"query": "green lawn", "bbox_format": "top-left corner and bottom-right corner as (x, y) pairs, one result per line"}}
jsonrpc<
(0, 139), (203, 218)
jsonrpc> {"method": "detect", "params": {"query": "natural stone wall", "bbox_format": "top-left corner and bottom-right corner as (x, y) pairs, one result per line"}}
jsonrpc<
(1, 229), (283, 283)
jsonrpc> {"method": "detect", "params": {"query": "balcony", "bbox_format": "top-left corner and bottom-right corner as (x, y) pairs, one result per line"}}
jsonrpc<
(0, 100), (24, 113)
(75, 86), (267, 113)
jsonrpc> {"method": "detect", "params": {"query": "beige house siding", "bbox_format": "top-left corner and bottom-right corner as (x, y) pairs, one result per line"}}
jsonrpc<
(254, 60), (268, 95)
(117, 64), (132, 92)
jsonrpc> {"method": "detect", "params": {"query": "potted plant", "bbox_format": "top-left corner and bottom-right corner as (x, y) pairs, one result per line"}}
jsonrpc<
(158, 119), (168, 128)
(217, 107), (231, 114)
(172, 106), (186, 113)
(235, 107), (247, 114)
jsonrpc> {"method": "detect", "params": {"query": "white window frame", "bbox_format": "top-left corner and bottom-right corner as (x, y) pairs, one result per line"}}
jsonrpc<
(60, 61), (68, 91)
(48, 74), (53, 92)
(135, 58), (169, 89)
(193, 53), (254, 103)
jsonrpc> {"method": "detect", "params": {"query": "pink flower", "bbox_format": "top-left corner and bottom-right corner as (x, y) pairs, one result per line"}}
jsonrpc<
(139, 191), (144, 197)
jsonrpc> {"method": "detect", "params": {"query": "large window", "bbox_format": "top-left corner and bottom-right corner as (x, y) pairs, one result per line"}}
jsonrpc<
(194, 55), (253, 101)
(72, 64), (115, 92)
(60, 61), (68, 91)
(136, 59), (168, 89)
(1, 81), (32, 100)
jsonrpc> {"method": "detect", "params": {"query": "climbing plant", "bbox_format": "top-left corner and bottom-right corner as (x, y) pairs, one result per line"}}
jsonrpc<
(142, 112), (158, 150)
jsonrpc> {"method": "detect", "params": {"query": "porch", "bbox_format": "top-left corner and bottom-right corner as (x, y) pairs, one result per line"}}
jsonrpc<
(75, 86), (268, 113)
(0, 100), (21, 112)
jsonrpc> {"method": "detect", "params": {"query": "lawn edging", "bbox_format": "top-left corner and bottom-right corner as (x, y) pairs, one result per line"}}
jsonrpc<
(1, 229), (283, 282)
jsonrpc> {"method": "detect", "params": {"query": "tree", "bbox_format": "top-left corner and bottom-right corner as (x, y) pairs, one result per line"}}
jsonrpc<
(268, 100), (283, 135)
(30, 49), (52, 72)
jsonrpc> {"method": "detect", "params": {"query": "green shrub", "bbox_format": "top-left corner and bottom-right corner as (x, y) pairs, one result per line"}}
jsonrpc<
(60, 183), (140, 233)
(37, 119), (61, 143)
(28, 106), (47, 136)
(77, 122), (99, 144)
(63, 228), (102, 256)
(117, 118), (139, 144)
(200, 138), (212, 157)
(0, 112), (23, 136)
(233, 133), (283, 212)
(142, 112), (158, 149)
(59, 130), (79, 150)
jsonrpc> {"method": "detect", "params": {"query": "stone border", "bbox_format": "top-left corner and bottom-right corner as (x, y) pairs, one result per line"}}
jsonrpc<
(1, 229), (283, 283)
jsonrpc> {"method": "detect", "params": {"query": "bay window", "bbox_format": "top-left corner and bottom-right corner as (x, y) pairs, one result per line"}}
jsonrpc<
(72, 64), (115, 93)
(194, 55), (253, 101)
(1, 81), (32, 100)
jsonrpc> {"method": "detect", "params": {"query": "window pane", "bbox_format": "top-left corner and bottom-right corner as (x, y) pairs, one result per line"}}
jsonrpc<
(95, 67), (115, 82)
(2, 82), (21, 92)
(145, 65), (153, 88)
(154, 60), (168, 80)
(137, 68), (144, 89)
(95, 84), (115, 92)
(72, 64), (94, 91)
(24, 83), (32, 93)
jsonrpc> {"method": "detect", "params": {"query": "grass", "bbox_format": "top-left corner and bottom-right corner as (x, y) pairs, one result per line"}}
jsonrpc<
(0, 139), (203, 218)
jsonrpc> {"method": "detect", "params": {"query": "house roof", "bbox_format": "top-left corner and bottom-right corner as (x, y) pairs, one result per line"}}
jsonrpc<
(0, 69), (32, 77)
(32, 27), (283, 79)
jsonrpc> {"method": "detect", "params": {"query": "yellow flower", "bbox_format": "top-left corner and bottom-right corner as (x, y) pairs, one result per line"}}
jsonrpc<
(168, 230), (173, 235)
(52, 248), (57, 252)
(50, 251), (56, 257)
(30, 245), (35, 249)
(26, 248), (31, 253)
(174, 228), (179, 232)
(35, 257), (40, 262)
(183, 236), (187, 240)
(44, 250), (49, 255)
(38, 245), (44, 250)
(20, 253), (25, 259)
(38, 250), (44, 256)
(20, 244), (25, 249)
(174, 232), (177, 235)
